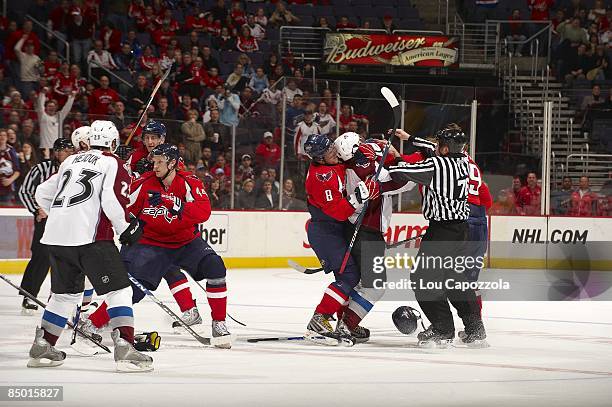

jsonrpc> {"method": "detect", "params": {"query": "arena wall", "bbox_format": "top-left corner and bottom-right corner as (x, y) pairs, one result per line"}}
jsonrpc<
(0, 209), (610, 272)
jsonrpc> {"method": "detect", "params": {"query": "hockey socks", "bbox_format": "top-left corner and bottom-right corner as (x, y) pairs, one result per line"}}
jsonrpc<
(344, 289), (375, 330)
(205, 279), (227, 321)
(315, 283), (349, 316)
(41, 293), (82, 345)
(167, 278), (196, 313)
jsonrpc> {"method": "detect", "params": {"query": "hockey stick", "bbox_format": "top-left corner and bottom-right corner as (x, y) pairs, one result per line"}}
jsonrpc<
(127, 273), (230, 347)
(247, 336), (310, 343)
(70, 305), (81, 346)
(338, 87), (401, 275)
(0, 275), (111, 353)
(288, 232), (426, 275)
(189, 278), (247, 327)
(123, 63), (174, 147)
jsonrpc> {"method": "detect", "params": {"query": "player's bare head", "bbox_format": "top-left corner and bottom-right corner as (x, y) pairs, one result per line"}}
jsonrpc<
(305, 134), (336, 165)
(151, 143), (180, 180)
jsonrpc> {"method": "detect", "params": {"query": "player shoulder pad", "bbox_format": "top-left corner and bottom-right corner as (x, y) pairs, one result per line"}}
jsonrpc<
(132, 171), (156, 188)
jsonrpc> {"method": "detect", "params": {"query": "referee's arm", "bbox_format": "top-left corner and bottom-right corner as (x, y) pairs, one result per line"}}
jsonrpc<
(18, 165), (42, 215)
(387, 159), (435, 187)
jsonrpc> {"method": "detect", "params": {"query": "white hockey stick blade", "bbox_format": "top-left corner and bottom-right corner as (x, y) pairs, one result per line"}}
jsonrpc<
(70, 341), (101, 356)
(287, 259), (308, 273)
(381, 87), (399, 108)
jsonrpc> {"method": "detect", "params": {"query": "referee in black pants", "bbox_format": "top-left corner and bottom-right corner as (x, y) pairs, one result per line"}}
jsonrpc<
(388, 127), (487, 348)
(17, 138), (74, 314)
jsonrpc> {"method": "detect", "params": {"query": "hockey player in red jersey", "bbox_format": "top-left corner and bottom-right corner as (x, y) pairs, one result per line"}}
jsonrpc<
(117, 120), (202, 330)
(303, 134), (381, 345)
(85, 144), (231, 348)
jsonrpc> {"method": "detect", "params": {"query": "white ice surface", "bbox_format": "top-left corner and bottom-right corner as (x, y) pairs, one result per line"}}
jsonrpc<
(1, 268), (612, 407)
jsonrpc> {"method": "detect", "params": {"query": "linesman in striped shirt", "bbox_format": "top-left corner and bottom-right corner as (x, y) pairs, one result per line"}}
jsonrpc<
(388, 127), (488, 348)
(18, 138), (75, 315)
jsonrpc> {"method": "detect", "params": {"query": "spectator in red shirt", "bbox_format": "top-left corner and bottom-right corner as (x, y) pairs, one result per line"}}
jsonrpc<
(516, 172), (542, 215)
(205, 67), (225, 90)
(100, 21), (122, 55)
(52, 62), (77, 106)
(5, 20), (40, 62)
(155, 9), (180, 32)
(570, 176), (598, 216)
(136, 5), (157, 32)
(528, 0), (554, 21)
(48, 0), (71, 42)
(128, 0), (145, 21)
(152, 22), (176, 53)
(506, 9), (528, 56)
(338, 103), (369, 133)
(204, 12), (222, 37)
(138, 45), (159, 71)
(336, 16), (357, 30)
(255, 131), (281, 170)
(236, 25), (259, 53)
(43, 51), (61, 82)
(209, 154), (232, 179)
(231, 1), (247, 26)
(186, 6), (207, 32)
(88, 75), (120, 118)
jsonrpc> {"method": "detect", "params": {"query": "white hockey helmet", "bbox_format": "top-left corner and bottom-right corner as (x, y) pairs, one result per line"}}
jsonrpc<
(71, 126), (91, 151)
(90, 120), (120, 152)
(334, 132), (360, 161)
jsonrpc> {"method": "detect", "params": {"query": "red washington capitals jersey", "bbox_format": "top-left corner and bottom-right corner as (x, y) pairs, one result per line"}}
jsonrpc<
(128, 170), (211, 248)
(465, 153), (492, 209)
(305, 163), (355, 222)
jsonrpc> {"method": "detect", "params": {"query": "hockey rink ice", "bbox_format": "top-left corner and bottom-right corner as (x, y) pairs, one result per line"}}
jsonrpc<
(1, 268), (612, 407)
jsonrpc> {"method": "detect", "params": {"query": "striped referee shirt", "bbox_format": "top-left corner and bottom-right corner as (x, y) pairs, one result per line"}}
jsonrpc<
(388, 152), (470, 221)
(18, 160), (58, 215)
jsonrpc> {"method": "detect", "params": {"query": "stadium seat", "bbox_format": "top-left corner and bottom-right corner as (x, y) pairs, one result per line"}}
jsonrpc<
(397, 7), (420, 19)
(290, 4), (314, 16)
(375, 8), (398, 18)
(298, 15), (315, 26)
(312, 6), (334, 17)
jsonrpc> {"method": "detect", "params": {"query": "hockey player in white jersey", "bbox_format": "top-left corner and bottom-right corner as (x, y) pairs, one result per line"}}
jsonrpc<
(28, 120), (153, 372)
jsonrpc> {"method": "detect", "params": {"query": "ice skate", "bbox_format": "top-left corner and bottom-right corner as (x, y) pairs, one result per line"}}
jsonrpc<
(336, 318), (370, 344)
(306, 313), (355, 347)
(111, 329), (153, 372)
(458, 320), (489, 348)
(21, 297), (38, 316)
(417, 326), (454, 348)
(27, 327), (66, 368)
(211, 320), (232, 349)
(172, 306), (202, 333)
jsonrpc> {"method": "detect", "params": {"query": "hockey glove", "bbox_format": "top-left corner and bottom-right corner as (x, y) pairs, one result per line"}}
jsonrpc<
(147, 191), (163, 207)
(119, 217), (144, 246)
(115, 145), (133, 161)
(166, 195), (184, 217)
(357, 143), (378, 161)
(348, 178), (381, 208)
(134, 331), (161, 352)
(136, 158), (153, 175)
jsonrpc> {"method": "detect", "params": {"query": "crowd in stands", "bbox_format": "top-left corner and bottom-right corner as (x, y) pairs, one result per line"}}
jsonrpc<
(488, 172), (610, 216)
(0, 0), (384, 210)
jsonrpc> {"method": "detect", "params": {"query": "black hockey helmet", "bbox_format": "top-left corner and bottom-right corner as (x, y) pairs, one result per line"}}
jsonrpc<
(53, 137), (75, 151)
(304, 134), (332, 160)
(392, 306), (423, 335)
(143, 120), (167, 139)
(434, 127), (468, 154)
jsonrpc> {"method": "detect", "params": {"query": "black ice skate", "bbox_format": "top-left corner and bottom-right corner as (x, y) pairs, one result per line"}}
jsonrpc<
(336, 318), (370, 344)
(417, 325), (454, 348)
(21, 297), (38, 316)
(27, 327), (66, 368)
(306, 313), (355, 347)
(112, 329), (153, 373)
(458, 320), (490, 348)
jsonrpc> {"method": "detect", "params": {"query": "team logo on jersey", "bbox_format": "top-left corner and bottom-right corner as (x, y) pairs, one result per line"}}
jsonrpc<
(316, 171), (333, 182)
(142, 206), (177, 223)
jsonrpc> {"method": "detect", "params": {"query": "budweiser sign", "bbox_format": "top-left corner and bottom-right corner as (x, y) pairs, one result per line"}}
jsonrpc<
(324, 33), (459, 68)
